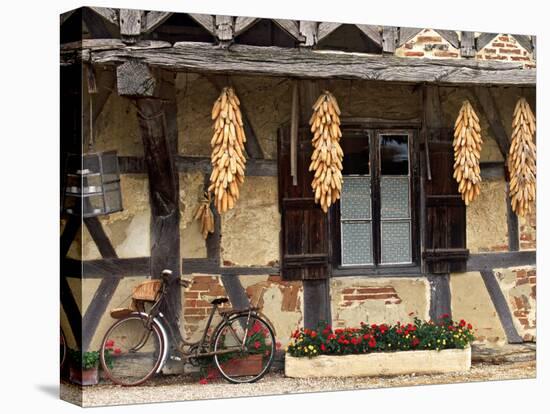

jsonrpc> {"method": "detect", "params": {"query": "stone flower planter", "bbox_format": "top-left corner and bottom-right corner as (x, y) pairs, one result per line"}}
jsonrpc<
(69, 365), (99, 386)
(285, 347), (471, 378)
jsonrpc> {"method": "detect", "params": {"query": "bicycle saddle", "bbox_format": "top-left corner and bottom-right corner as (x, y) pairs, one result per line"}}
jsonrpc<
(211, 297), (229, 305)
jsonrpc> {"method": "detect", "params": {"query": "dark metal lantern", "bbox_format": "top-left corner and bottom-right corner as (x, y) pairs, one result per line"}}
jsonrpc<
(62, 151), (123, 217)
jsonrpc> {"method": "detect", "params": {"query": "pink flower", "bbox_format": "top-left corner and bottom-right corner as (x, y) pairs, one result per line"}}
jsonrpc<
(276, 341), (282, 349)
(114, 348), (121, 355)
(105, 340), (114, 349)
(199, 378), (208, 385)
(254, 341), (261, 349)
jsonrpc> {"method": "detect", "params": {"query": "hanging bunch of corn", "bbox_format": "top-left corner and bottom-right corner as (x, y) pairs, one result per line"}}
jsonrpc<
(453, 100), (483, 205)
(208, 87), (246, 214)
(508, 97), (536, 217)
(309, 91), (344, 213)
(194, 192), (215, 239)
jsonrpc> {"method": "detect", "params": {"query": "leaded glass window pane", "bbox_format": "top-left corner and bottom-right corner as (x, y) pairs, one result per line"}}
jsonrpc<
(342, 221), (373, 265)
(341, 176), (371, 220)
(381, 176), (410, 219)
(381, 221), (412, 264)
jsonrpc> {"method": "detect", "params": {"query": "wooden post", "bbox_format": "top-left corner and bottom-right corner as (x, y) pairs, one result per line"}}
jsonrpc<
(116, 63), (183, 341)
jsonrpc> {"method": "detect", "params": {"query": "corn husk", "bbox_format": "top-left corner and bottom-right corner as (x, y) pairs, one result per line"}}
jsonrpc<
(453, 100), (483, 205)
(309, 91), (344, 213)
(194, 192), (215, 239)
(508, 97), (536, 217)
(208, 87), (247, 214)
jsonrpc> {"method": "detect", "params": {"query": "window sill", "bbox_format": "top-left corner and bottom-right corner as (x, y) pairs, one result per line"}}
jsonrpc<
(331, 265), (422, 277)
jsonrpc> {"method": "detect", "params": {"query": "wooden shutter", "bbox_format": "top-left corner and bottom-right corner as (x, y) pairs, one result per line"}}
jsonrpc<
(278, 125), (330, 280)
(423, 140), (469, 273)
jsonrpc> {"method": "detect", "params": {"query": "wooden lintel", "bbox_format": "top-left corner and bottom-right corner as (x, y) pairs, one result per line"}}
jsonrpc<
(215, 15), (234, 43)
(64, 41), (536, 86)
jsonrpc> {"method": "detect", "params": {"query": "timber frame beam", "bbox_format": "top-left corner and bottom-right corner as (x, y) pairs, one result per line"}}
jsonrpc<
(61, 41), (536, 86)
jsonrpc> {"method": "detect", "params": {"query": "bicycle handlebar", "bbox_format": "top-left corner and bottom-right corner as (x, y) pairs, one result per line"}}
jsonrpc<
(161, 269), (192, 288)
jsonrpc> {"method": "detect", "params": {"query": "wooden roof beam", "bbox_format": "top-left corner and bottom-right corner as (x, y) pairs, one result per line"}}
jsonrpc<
(64, 41), (535, 86)
(89, 7), (119, 27)
(355, 25), (382, 47)
(143, 11), (173, 33)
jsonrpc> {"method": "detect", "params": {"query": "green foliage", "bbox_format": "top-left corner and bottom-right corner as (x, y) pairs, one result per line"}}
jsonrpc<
(287, 315), (475, 358)
(68, 349), (100, 370)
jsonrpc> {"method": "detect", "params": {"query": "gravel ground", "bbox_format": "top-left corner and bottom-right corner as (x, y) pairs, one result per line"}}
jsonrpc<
(60, 360), (536, 407)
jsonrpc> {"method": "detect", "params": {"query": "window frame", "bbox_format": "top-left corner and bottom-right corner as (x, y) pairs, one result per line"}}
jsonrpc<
(330, 122), (421, 276)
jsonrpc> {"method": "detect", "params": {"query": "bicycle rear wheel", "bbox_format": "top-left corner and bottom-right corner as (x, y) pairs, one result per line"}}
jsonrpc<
(213, 314), (275, 383)
(100, 315), (164, 386)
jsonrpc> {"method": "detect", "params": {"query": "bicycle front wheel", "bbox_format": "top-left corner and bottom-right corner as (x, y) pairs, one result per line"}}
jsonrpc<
(100, 315), (165, 386)
(213, 314), (275, 383)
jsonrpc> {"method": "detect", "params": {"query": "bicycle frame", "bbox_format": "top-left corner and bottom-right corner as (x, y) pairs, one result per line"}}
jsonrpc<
(141, 277), (258, 364)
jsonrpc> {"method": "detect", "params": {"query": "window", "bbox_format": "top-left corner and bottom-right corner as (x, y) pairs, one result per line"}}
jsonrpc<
(338, 128), (416, 268)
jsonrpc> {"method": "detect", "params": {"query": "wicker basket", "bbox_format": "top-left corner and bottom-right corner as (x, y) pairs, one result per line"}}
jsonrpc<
(132, 280), (161, 302)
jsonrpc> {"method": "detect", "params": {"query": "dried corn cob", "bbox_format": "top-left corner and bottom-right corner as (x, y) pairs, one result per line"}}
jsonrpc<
(508, 97), (536, 217)
(453, 100), (483, 205)
(208, 87), (247, 214)
(194, 192), (215, 239)
(309, 91), (343, 213)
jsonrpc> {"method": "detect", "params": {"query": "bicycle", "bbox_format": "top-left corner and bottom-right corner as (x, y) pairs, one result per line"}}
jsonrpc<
(99, 269), (276, 386)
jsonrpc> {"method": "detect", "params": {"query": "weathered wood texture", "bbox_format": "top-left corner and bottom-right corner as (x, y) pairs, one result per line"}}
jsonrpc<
(299, 21), (317, 47)
(460, 31), (476, 57)
(88, 7), (119, 27)
(471, 87), (510, 157)
(136, 97), (182, 341)
(506, 183), (520, 251)
(427, 274), (452, 320)
(234, 17), (259, 36)
(144, 11), (173, 33)
(117, 60), (156, 96)
(119, 9), (142, 41)
(467, 251), (535, 271)
(188, 14), (215, 34)
(273, 19), (304, 42)
(356, 25), (382, 46)
(118, 155), (277, 175)
(278, 126), (330, 281)
(382, 27), (398, 53)
(221, 275), (251, 310)
(303, 279), (332, 329)
(476, 33), (499, 50)
(399, 27), (422, 46)
(480, 270), (523, 343)
(81, 217), (121, 351)
(215, 15), (234, 43)
(437, 30), (460, 49)
(65, 41), (535, 85)
(317, 22), (342, 41)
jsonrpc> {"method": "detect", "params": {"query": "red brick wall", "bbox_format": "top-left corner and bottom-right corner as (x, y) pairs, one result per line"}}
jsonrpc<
(476, 35), (535, 67)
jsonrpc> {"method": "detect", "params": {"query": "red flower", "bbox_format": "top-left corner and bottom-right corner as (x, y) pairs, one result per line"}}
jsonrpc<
(439, 313), (450, 319)
(467, 323), (473, 330)
(252, 322), (261, 333)
(396, 328), (402, 335)
(320, 344), (326, 352)
(105, 340), (114, 349)
(254, 341), (261, 349)
(335, 329), (344, 335)
(379, 324), (388, 334)
(276, 341), (282, 349)
(448, 325), (455, 331)
(199, 378), (208, 385)
(371, 324), (378, 330)
(311, 331), (317, 338)
(411, 337), (420, 347)
(459, 319), (466, 327)
(114, 348), (121, 355)
(368, 338), (377, 348)
(363, 334), (371, 340)
(327, 334), (336, 340)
